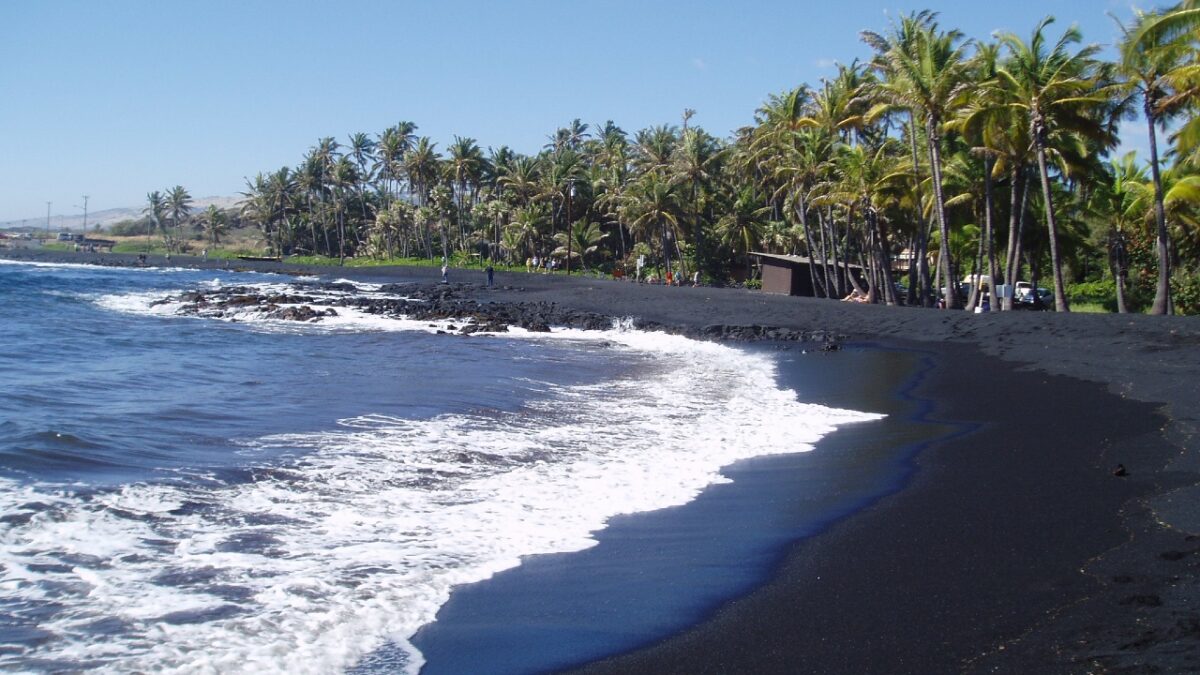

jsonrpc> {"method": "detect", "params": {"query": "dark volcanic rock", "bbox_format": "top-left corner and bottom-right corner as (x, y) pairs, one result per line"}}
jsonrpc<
(156, 280), (839, 343)
(266, 306), (338, 322)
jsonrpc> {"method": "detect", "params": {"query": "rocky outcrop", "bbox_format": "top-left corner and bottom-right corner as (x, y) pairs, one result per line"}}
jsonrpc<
(157, 281), (843, 348)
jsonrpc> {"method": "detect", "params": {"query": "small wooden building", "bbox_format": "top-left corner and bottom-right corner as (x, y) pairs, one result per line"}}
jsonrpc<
(752, 252), (865, 297)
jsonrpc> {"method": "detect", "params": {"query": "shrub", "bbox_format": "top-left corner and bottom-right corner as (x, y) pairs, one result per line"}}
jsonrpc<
(1172, 269), (1200, 316)
(1066, 279), (1117, 312)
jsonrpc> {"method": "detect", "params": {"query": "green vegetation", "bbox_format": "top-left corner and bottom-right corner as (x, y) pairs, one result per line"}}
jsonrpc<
(137, 4), (1200, 313)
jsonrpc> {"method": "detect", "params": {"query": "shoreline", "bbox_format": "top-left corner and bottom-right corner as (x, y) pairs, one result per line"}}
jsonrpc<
(406, 345), (950, 675)
(5, 249), (1200, 671)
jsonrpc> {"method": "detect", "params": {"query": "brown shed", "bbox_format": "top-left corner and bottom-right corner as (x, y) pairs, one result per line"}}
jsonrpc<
(752, 252), (866, 297)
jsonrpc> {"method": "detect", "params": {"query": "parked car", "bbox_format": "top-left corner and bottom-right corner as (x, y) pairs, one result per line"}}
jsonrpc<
(1014, 285), (1051, 309)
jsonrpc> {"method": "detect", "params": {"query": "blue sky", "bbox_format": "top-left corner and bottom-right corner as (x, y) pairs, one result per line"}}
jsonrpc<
(0, 0), (1153, 222)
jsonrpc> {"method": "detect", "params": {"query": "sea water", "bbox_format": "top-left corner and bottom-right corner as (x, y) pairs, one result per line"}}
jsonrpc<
(0, 260), (881, 673)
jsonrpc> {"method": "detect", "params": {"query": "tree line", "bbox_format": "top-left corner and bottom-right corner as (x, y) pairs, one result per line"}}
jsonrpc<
(148, 5), (1200, 314)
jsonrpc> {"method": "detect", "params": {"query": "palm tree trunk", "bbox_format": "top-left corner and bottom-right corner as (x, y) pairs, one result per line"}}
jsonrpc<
(827, 206), (845, 297)
(984, 155), (998, 311)
(1034, 139), (1069, 312)
(1146, 106), (1173, 315)
(815, 208), (834, 297)
(1111, 227), (1129, 313)
(906, 233), (919, 305)
(933, 248), (943, 303)
(337, 207), (346, 266)
(907, 115), (932, 307)
(1002, 166), (1025, 311)
(870, 209), (898, 305)
(840, 220), (859, 297)
(966, 203), (985, 311)
(926, 116), (958, 309)
(794, 193), (824, 297)
(919, 213), (936, 306)
(861, 225), (878, 303)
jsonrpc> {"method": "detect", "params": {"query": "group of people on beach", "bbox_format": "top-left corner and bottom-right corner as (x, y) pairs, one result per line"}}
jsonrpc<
(640, 269), (700, 287)
(524, 255), (562, 273)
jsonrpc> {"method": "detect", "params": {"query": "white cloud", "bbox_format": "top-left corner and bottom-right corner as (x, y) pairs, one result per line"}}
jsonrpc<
(692, 57), (707, 71)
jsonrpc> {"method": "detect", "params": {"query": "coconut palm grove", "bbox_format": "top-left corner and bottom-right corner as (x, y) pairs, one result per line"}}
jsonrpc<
(128, 7), (1200, 315)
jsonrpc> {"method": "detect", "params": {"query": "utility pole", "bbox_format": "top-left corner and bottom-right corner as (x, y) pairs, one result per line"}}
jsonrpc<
(82, 195), (89, 231)
(46, 202), (51, 240)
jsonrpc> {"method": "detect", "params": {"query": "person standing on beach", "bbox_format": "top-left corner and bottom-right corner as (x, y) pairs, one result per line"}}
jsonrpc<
(441, 262), (449, 284)
(486, 263), (494, 287)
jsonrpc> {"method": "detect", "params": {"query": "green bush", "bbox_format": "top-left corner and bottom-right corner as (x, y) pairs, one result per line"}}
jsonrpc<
(1173, 269), (1200, 316)
(1066, 279), (1117, 312)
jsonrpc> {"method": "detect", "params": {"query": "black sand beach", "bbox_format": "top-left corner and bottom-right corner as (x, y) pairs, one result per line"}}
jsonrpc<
(6, 248), (1200, 672)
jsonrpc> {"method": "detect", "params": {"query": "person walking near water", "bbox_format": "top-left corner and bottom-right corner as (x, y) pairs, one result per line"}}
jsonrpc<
(441, 262), (449, 284)
(486, 263), (494, 288)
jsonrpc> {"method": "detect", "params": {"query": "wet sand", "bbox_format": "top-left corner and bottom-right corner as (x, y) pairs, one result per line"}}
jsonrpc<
(5, 248), (1200, 672)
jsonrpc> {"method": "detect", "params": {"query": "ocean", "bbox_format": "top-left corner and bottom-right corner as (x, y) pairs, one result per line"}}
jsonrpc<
(0, 260), (902, 674)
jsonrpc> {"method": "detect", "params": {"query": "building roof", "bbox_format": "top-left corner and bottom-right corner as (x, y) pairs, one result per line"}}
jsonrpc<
(751, 252), (864, 270)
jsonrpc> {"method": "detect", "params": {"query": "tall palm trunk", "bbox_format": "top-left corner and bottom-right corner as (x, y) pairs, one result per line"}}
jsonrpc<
(926, 116), (958, 308)
(794, 193), (824, 297)
(869, 208), (898, 305)
(1111, 227), (1129, 313)
(337, 202), (346, 266)
(984, 155), (998, 309)
(908, 117), (933, 307)
(1034, 130), (1069, 312)
(966, 202), (985, 311)
(1146, 105), (1173, 315)
(815, 208), (834, 297)
(1002, 166), (1026, 311)
(826, 206), (845, 297)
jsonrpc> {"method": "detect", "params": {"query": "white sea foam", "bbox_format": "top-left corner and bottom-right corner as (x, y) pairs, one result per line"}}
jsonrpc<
(0, 284), (884, 674)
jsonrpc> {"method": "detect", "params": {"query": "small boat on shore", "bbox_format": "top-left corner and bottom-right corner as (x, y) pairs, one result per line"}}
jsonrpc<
(236, 255), (283, 262)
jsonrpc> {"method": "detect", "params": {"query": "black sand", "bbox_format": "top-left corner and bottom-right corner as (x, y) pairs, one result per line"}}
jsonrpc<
(5, 248), (1200, 672)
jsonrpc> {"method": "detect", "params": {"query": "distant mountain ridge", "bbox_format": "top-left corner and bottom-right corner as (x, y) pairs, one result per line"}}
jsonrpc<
(0, 196), (241, 232)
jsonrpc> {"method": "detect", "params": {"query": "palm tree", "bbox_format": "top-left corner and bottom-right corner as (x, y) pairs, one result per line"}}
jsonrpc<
(348, 132), (377, 229)
(538, 150), (585, 267)
(1133, 1), (1200, 164)
(201, 205), (227, 245)
(672, 127), (724, 272)
(716, 186), (770, 279)
(553, 219), (607, 270)
(864, 14), (971, 308)
(239, 174), (273, 253)
(546, 119), (590, 154)
(404, 137), (441, 208)
(447, 136), (487, 251)
(820, 141), (904, 304)
(265, 167), (296, 255)
(143, 191), (167, 251)
(1092, 153), (1148, 312)
(506, 204), (548, 261)
(329, 156), (359, 263)
(1119, 9), (1191, 314)
(165, 185), (192, 253)
(997, 17), (1118, 311)
(625, 172), (683, 275)
(497, 155), (542, 208)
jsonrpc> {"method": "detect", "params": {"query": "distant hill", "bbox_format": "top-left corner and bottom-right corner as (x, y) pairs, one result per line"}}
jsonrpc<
(0, 196), (242, 233)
